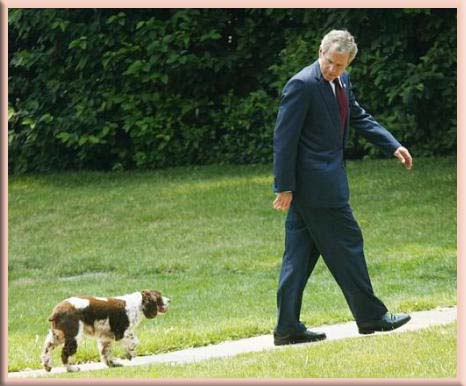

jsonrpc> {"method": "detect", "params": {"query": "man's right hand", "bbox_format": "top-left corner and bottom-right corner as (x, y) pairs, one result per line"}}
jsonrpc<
(273, 192), (293, 212)
(394, 146), (413, 170)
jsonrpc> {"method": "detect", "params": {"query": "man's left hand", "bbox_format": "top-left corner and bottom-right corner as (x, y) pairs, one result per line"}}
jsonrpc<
(273, 191), (293, 212)
(394, 146), (413, 170)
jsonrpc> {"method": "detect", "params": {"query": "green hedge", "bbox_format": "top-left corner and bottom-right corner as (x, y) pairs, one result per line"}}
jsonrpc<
(8, 9), (456, 173)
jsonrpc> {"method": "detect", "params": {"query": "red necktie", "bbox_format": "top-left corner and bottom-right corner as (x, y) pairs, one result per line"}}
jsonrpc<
(333, 79), (348, 136)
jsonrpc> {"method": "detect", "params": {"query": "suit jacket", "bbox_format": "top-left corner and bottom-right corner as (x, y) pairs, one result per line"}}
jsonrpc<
(273, 60), (401, 207)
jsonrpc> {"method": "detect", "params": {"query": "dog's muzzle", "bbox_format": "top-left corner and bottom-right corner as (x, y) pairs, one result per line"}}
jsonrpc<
(160, 297), (170, 314)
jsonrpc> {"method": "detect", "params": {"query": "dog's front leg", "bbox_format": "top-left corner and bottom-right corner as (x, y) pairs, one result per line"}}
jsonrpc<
(97, 339), (121, 367)
(121, 330), (139, 360)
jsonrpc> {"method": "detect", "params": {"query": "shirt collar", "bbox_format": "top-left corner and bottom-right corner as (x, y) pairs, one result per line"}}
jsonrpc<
(334, 77), (343, 87)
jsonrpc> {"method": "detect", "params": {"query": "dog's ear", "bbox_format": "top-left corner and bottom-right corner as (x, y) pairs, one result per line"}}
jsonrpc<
(141, 290), (158, 319)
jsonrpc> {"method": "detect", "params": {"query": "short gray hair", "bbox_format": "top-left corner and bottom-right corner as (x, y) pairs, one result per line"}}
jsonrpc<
(320, 30), (358, 63)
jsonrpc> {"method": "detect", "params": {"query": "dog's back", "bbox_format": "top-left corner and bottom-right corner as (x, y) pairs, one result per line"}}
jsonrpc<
(49, 296), (130, 339)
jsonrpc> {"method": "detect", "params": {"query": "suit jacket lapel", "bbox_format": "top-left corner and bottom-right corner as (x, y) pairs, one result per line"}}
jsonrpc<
(341, 76), (350, 140)
(309, 61), (340, 130)
(317, 79), (340, 130)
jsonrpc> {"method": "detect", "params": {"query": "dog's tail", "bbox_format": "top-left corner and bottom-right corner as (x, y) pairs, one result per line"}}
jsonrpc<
(48, 312), (65, 322)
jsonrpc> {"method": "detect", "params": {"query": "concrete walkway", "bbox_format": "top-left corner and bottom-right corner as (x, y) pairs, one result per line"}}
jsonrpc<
(8, 306), (457, 378)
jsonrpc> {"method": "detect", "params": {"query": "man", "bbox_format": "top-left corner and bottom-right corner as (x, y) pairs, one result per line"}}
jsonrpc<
(272, 29), (413, 346)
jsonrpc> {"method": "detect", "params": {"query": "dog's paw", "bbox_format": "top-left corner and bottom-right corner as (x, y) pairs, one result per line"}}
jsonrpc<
(43, 364), (52, 372)
(107, 360), (123, 368)
(124, 352), (136, 361)
(66, 365), (80, 373)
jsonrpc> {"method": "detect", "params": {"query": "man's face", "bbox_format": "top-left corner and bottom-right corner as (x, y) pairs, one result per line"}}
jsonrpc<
(319, 46), (350, 82)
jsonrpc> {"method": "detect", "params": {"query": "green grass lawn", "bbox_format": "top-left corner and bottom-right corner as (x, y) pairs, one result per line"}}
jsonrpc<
(8, 157), (456, 375)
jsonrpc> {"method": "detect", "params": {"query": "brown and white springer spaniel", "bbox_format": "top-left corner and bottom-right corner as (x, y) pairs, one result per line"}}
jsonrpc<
(41, 290), (170, 372)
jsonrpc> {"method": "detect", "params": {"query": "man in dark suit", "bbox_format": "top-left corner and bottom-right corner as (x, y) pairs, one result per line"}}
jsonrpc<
(272, 30), (413, 346)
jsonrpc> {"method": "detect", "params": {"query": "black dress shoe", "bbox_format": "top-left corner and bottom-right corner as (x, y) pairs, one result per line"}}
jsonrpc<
(358, 312), (411, 334)
(274, 329), (327, 346)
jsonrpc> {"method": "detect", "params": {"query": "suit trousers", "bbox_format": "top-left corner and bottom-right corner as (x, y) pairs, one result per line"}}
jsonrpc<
(275, 201), (388, 334)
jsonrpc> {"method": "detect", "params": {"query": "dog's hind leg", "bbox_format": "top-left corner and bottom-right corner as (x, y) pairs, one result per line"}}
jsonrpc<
(59, 320), (83, 372)
(62, 336), (80, 372)
(41, 328), (64, 372)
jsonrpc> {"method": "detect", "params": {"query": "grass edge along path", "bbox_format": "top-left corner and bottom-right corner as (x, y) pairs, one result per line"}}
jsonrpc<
(8, 306), (457, 379)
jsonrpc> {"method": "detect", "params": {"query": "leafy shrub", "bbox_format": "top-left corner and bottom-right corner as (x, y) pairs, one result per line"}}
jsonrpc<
(8, 9), (456, 173)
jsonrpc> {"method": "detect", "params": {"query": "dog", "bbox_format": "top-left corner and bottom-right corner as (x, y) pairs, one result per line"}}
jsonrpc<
(41, 289), (170, 372)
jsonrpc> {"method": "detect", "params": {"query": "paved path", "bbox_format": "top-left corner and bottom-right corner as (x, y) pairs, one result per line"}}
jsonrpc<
(8, 306), (456, 378)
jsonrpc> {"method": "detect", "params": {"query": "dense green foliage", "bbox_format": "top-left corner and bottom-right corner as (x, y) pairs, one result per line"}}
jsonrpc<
(8, 9), (456, 173)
